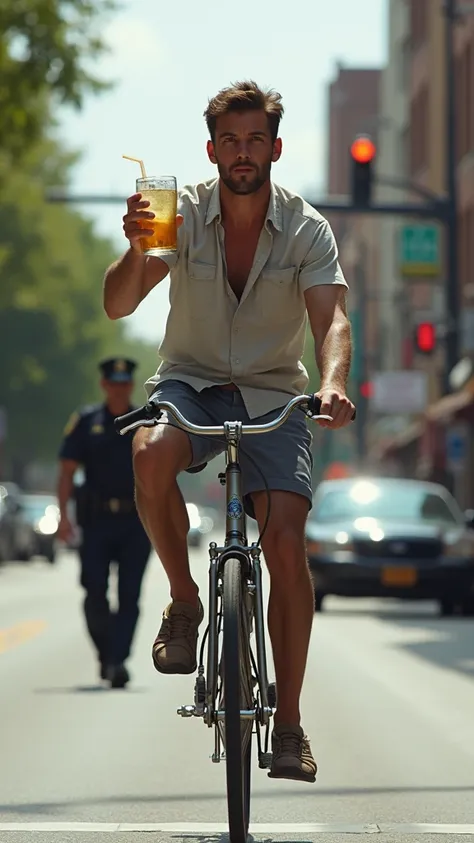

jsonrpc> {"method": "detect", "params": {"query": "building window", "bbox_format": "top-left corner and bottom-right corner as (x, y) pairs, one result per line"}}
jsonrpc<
(399, 37), (411, 91)
(410, 0), (428, 50)
(457, 43), (474, 163)
(410, 86), (429, 175)
(400, 127), (410, 177)
(468, 42), (474, 153)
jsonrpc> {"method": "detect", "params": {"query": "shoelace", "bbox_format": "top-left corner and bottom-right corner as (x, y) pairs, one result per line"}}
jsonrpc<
(276, 732), (303, 757)
(167, 610), (193, 640)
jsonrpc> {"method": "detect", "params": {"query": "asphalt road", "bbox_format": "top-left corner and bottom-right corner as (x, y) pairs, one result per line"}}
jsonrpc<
(1, 533), (474, 843)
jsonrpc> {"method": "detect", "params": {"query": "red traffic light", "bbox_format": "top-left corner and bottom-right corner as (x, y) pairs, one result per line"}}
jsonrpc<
(415, 322), (436, 353)
(350, 136), (376, 164)
(359, 381), (373, 399)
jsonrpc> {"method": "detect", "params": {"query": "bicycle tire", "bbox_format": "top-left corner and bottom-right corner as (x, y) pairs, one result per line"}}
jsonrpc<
(222, 556), (253, 843)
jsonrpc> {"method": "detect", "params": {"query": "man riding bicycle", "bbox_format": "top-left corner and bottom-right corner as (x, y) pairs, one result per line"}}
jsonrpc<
(103, 79), (355, 783)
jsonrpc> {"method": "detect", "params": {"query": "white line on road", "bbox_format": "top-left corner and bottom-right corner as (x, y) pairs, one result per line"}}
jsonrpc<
(1, 822), (474, 834)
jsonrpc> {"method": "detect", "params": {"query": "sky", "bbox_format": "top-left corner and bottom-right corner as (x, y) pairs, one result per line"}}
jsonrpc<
(58, 0), (388, 345)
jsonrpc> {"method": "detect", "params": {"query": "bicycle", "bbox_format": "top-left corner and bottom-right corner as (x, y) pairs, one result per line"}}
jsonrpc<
(114, 392), (336, 843)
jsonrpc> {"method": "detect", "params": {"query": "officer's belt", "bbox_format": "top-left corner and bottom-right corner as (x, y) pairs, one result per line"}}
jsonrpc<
(98, 498), (136, 514)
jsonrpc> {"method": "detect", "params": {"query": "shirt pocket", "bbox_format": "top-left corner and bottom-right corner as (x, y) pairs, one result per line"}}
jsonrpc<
(187, 261), (217, 321)
(256, 266), (300, 323)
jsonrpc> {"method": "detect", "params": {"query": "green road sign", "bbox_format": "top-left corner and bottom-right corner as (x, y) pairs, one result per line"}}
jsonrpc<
(399, 225), (440, 275)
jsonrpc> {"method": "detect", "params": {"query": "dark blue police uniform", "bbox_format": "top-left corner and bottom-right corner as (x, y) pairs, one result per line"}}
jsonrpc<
(59, 358), (150, 687)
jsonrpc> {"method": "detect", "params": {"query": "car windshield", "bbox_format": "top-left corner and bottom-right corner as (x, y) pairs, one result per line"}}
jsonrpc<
(22, 496), (58, 520)
(312, 480), (460, 526)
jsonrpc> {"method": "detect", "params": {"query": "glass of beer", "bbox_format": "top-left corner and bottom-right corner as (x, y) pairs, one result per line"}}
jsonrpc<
(136, 175), (178, 256)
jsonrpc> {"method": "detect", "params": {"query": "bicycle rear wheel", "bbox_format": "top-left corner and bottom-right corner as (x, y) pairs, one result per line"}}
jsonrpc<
(221, 556), (253, 843)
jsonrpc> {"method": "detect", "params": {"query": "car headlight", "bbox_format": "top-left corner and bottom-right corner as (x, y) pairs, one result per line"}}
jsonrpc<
(307, 533), (354, 558)
(443, 531), (472, 558)
(36, 515), (58, 535)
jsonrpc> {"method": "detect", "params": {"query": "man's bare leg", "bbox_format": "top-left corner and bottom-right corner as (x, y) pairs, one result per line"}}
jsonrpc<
(133, 424), (204, 675)
(252, 490), (317, 782)
(132, 424), (199, 607)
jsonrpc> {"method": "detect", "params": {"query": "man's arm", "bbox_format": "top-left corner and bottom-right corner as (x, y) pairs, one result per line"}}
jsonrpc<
(103, 191), (182, 320)
(57, 410), (86, 540)
(103, 250), (170, 320)
(305, 284), (351, 391)
(57, 459), (79, 520)
(304, 285), (354, 428)
(298, 218), (355, 428)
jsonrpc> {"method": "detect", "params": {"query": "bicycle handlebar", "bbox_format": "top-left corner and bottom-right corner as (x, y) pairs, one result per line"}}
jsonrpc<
(114, 393), (356, 437)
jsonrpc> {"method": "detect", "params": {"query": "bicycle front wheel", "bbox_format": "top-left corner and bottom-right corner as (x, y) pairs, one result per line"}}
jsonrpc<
(222, 556), (253, 843)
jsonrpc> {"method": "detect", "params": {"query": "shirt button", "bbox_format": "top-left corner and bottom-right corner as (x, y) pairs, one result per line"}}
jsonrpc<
(233, 358), (241, 364)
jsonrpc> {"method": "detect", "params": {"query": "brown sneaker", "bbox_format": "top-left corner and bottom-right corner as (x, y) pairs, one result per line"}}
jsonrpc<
(268, 724), (317, 783)
(152, 599), (204, 675)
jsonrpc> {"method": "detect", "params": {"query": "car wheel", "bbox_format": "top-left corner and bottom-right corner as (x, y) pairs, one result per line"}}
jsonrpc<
(47, 550), (57, 564)
(439, 598), (455, 617)
(314, 591), (325, 612)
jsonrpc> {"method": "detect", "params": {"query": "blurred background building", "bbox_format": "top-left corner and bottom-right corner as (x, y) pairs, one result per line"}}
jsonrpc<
(319, 0), (474, 510)
(1, 0), (474, 513)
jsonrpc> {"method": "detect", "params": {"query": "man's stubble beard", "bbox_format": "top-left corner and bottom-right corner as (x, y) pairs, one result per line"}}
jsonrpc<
(217, 158), (272, 195)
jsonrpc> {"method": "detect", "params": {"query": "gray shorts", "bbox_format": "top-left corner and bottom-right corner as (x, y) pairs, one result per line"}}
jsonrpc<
(149, 379), (313, 519)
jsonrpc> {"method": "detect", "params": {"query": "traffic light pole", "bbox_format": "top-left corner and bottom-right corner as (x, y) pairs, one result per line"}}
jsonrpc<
(444, 0), (460, 394)
(354, 251), (368, 465)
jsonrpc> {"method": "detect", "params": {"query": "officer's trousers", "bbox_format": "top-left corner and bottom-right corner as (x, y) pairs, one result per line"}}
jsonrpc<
(79, 515), (151, 666)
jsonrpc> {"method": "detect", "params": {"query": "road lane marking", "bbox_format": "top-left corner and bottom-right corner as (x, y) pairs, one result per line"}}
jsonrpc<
(1, 822), (474, 834)
(0, 620), (47, 654)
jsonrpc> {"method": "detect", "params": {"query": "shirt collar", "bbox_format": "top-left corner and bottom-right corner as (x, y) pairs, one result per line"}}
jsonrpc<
(205, 180), (283, 232)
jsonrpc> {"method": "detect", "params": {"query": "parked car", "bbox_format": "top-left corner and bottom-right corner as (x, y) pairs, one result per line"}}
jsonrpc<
(0, 482), (37, 562)
(306, 477), (474, 616)
(20, 493), (60, 563)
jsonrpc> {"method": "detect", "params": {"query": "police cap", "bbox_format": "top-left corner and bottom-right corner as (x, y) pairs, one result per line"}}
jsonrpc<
(99, 357), (137, 383)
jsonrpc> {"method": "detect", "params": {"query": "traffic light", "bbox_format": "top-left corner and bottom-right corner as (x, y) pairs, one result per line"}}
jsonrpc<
(359, 381), (373, 399)
(350, 135), (376, 208)
(414, 321), (436, 354)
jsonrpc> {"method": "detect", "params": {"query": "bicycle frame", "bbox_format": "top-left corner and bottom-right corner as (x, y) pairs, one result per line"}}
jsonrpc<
(203, 420), (272, 742)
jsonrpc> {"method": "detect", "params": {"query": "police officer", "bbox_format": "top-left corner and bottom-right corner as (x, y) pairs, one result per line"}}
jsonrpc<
(57, 357), (151, 688)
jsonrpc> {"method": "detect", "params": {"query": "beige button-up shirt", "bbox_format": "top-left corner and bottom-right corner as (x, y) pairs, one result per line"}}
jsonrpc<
(145, 178), (348, 419)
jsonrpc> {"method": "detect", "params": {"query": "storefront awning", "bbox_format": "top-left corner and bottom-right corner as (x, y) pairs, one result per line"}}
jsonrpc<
(371, 419), (423, 460)
(426, 381), (474, 423)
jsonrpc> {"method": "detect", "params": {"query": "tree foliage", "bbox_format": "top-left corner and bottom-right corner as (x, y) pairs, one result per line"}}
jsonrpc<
(0, 0), (115, 166)
(0, 0), (163, 481)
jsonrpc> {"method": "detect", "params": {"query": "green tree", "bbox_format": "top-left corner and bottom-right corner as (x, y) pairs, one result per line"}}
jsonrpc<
(0, 0), (115, 166)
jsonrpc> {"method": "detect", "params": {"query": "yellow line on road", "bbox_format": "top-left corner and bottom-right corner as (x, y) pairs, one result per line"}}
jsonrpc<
(0, 620), (47, 654)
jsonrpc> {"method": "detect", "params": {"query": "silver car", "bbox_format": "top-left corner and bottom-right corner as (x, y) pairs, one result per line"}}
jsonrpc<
(306, 477), (474, 616)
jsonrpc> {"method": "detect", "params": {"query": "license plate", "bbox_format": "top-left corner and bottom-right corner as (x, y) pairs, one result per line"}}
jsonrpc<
(381, 566), (417, 587)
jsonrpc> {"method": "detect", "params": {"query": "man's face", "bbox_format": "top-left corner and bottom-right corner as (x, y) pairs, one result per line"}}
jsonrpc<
(207, 109), (282, 195)
(101, 379), (133, 404)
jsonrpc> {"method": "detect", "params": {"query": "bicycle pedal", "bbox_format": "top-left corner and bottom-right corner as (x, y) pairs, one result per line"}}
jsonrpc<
(258, 752), (273, 769)
(177, 705), (195, 717)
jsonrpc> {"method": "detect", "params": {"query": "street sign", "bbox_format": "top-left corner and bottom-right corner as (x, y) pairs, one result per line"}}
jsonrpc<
(399, 225), (440, 276)
(373, 371), (428, 414)
(446, 424), (469, 474)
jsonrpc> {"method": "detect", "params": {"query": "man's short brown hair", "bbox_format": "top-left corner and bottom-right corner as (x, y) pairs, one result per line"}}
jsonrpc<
(204, 80), (284, 143)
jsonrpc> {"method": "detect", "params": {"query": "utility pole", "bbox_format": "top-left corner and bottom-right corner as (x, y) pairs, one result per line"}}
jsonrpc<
(443, 0), (460, 394)
(354, 250), (368, 466)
